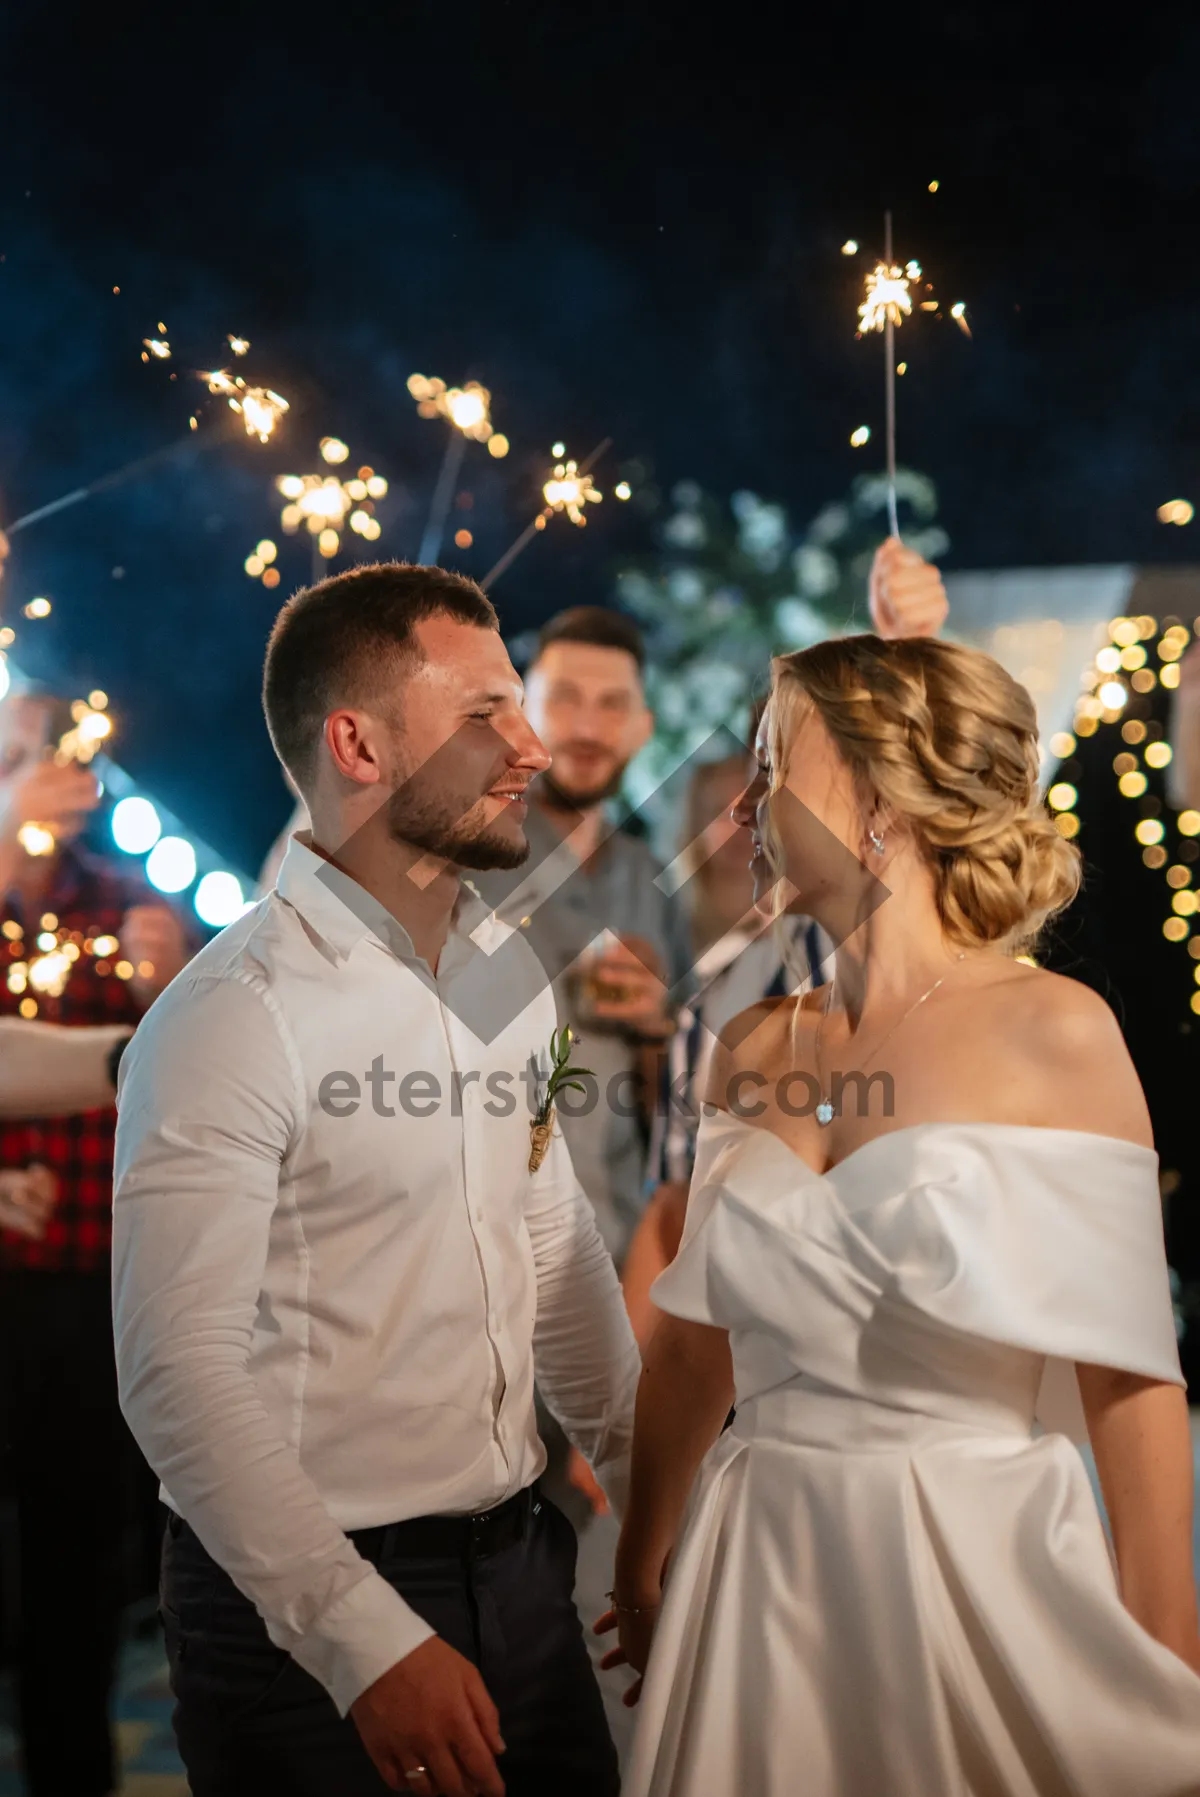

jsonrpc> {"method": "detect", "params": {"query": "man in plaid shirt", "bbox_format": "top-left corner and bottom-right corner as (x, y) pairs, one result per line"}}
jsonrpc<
(0, 690), (190, 1797)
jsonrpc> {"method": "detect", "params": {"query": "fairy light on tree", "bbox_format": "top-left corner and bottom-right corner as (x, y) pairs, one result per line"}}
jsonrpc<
(1049, 612), (1200, 1012)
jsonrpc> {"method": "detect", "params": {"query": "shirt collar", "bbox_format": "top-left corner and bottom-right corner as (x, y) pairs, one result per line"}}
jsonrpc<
(275, 830), (501, 964)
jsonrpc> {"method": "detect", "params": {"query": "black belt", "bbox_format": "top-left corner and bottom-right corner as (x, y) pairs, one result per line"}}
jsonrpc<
(348, 1485), (538, 1564)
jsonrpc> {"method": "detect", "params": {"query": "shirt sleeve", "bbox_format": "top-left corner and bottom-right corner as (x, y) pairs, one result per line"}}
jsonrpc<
(112, 970), (433, 1716)
(524, 1107), (642, 1517)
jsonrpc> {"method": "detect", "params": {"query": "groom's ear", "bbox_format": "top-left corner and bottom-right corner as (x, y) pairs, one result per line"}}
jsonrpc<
(324, 708), (390, 787)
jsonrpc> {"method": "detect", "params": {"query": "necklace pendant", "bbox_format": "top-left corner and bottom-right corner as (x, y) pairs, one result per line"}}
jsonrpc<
(816, 1100), (835, 1127)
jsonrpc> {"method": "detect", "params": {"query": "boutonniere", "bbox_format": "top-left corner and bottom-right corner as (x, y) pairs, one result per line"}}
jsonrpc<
(528, 1025), (593, 1172)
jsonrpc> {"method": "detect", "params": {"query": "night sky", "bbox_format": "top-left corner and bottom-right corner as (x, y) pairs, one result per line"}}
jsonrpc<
(2, 4), (1200, 874)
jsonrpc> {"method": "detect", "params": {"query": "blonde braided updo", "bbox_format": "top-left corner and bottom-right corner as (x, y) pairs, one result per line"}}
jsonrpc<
(766, 634), (1080, 954)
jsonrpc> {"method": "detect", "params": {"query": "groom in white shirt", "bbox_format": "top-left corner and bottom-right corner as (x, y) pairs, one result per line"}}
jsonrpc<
(112, 564), (641, 1797)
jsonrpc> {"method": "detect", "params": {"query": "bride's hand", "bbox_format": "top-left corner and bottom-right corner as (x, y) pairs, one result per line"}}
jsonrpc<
(594, 1597), (661, 1707)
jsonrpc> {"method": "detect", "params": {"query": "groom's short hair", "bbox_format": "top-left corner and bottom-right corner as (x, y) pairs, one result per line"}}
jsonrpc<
(262, 561), (499, 791)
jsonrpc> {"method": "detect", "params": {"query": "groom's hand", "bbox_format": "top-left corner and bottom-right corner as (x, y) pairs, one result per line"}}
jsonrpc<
(350, 1636), (506, 1796)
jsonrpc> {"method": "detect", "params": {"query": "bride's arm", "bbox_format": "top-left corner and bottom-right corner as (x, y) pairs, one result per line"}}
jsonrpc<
(606, 1313), (734, 1684)
(1023, 977), (1200, 1669)
(1079, 1367), (1200, 1672)
(613, 1315), (734, 1604)
(611, 1013), (771, 1619)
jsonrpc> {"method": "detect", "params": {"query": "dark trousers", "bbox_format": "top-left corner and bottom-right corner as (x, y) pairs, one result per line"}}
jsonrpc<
(161, 1490), (620, 1797)
(0, 1268), (126, 1797)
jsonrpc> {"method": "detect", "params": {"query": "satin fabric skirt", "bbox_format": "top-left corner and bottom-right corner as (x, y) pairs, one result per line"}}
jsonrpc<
(622, 1385), (1200, 1797)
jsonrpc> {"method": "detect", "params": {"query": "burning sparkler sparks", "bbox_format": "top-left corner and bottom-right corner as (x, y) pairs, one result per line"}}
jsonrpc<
(199, 343), (289, 442)
(482, 439), (613, 591)
(239, 387), (290, 443)
(410, 374), (509, 564)
(858, 263), (913, 335)
(408, 374), (506, 451)
(852, 213), (971, 537)
(541, 455), (603, 526)
(261, 454), (387, 578)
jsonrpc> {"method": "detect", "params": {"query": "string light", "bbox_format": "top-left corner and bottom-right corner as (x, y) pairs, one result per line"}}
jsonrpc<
(1064, 613), (1199, 986)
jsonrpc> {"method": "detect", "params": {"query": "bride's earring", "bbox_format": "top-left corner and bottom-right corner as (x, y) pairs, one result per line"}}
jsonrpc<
(868, 827), (885, 857)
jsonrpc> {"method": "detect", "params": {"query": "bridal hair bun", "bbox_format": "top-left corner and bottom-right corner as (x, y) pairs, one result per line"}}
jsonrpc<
(769, 634), (1081, 953)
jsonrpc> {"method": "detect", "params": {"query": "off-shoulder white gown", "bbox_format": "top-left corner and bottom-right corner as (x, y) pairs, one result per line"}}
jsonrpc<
(622, 1115), (1200, 1797)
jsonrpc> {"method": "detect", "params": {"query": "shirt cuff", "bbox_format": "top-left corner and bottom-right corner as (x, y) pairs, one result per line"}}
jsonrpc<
(275, 1565), (436, 1717)
(594, 1450), (632, 1524)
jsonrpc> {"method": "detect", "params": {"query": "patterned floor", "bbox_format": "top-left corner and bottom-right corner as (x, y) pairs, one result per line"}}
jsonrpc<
(2, 1424), (1200, 1795)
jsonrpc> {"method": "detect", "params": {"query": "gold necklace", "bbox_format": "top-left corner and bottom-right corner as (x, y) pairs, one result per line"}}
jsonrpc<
(813, 952), (967, 1127)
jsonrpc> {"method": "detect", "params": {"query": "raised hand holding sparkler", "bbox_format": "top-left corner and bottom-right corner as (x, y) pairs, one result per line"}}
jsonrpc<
(9, 696), (112, 860)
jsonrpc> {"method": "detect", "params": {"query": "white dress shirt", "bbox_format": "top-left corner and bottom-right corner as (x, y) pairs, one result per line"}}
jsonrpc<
(112, 834), (640, 1716)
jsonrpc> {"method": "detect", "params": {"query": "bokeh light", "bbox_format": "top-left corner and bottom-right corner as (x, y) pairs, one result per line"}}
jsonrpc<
(112, 796), (162, 854)
(194, 870), (247, 927)
(146, 836), (196, 893)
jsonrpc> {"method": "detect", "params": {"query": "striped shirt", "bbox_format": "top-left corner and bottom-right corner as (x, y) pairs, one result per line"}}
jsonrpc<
(650, 916), (831, 1188)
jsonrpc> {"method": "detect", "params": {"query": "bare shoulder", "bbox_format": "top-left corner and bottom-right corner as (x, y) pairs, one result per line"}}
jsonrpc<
(984, 963), (1152, 1148)
(703, 988), (823, 1109)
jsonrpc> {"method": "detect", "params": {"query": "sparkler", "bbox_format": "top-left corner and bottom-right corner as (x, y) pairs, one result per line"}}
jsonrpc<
(202, 370), (289, 443)
(268, 444), (387, 583)
(854, 214), (970, 538)
(857, 214), (907, 537)
(1, 336), (288, 540)
(0, 432), (219, 538)
(409, 374), (510, 566)
(482, 439), (613, 591)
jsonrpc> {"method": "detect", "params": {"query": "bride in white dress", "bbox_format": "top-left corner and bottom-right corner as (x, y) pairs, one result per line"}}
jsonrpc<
(602, 633), (1200, 1795)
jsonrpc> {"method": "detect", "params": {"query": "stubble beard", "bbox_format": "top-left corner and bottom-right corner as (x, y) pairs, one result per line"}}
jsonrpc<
(384, 783), (529, 871)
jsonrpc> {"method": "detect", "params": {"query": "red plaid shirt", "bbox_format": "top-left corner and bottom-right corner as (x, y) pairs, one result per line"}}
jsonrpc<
(0, 844), (154, 1273)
